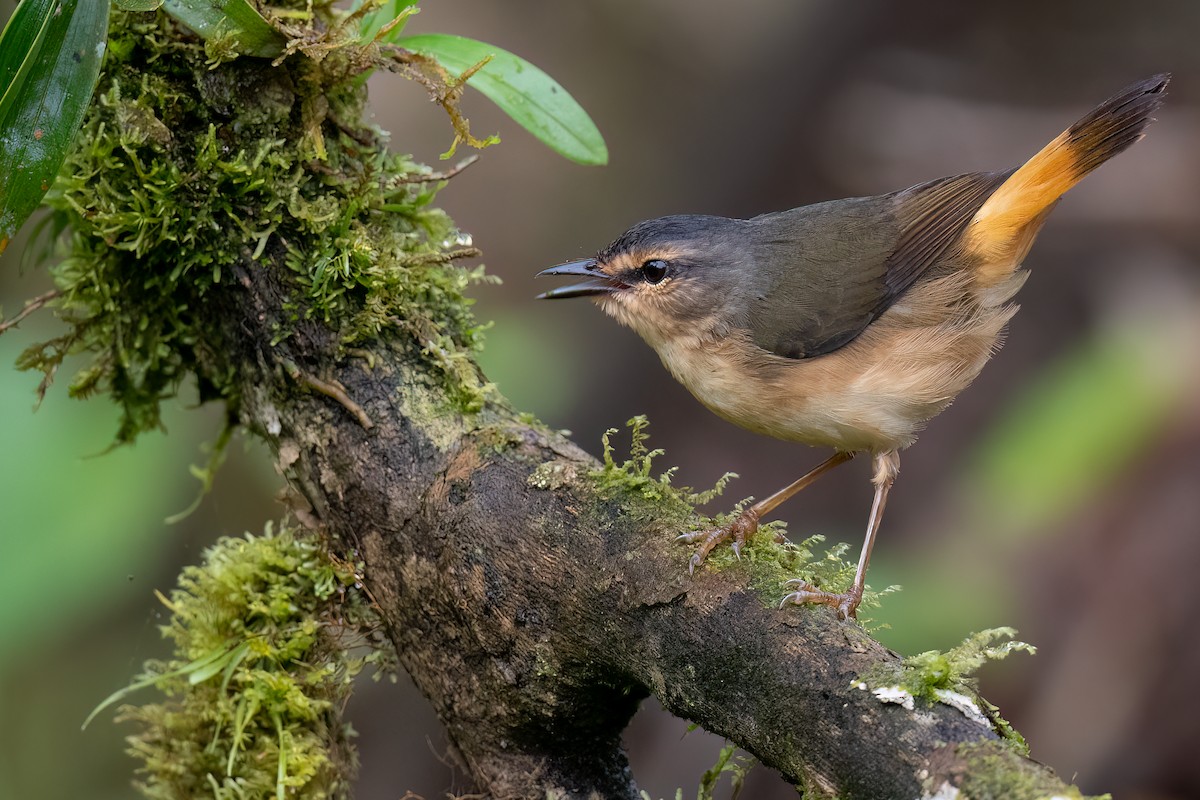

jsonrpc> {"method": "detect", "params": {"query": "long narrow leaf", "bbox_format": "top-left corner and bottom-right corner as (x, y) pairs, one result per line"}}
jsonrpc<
(397, 33), (608, 166)
(0, 0), (56, 123)
(0, 0), (109, 255)
(82, 645), (234, 730)
(161, 0), (285, 58)
(115, 1), (165, 11)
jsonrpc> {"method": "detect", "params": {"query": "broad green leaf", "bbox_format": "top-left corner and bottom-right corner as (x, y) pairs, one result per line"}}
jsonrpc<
(162, 0), (286, 58)
(397, 33), (608, 166)
(115, 0), (165, 10)
(0, 0), (56, 124)
(0, 0), (109, 255)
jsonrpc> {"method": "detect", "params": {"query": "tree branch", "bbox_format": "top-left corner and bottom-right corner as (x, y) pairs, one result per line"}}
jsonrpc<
(43, 11), (1091, 799)
(200, 253), (1084, 799)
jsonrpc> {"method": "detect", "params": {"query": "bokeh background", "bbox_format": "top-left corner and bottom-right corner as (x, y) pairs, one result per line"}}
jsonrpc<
(2, 1), (1198, 798)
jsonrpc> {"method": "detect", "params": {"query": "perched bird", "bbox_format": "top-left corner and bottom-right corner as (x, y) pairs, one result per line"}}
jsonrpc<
(536, 75), (1168, 618)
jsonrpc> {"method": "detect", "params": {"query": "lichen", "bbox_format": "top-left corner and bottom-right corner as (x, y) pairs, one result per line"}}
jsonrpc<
(19, 8), (493, 444)
(528, 459), (578, 490)
(88, 521), (394, 800)
(858, 628), (1035, 750)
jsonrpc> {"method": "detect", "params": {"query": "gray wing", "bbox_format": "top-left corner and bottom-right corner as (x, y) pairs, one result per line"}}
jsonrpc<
(744, 171), (1012, 359)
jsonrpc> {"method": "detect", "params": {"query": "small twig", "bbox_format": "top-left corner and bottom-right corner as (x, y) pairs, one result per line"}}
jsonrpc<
(395, 247), (482, 267)
(388, 155), (479, 186)
(285, 362), (374, 430)
(0, 290), (61, 336)
(379, 47), (499, 154)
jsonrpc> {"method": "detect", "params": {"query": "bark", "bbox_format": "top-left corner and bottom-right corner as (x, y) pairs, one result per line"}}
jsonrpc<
(189, 250), (1085, 800)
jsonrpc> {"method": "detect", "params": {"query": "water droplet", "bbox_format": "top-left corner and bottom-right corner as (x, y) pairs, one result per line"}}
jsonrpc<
(441, 232), (472, 248)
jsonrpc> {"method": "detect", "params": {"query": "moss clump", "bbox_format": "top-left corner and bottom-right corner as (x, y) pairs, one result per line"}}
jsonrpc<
(90, 522), (392, 800)
(859, 627), (1035, 751)
(589, 415), (735, 523)
(586, 416), (894, 611)
(21, 8), (492, 443)
(637, 742), (753, 800)
(715, 529), (895, 615)
(898, 627), (1035, 703)
(953, 740), (1100, 800)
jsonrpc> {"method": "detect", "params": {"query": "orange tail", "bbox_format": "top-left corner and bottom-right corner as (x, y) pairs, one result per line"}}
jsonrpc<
(968, 74), (1168, 283)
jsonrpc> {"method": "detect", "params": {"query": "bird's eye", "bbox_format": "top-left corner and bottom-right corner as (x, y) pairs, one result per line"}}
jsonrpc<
(641, 259), (669, 284)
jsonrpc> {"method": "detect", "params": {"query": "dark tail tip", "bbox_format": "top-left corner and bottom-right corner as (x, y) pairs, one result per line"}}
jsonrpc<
(1066, 73), (1170, 177)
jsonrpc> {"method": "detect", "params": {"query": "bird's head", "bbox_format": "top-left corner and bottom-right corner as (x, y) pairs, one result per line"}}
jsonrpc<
(536, 215), (749, 345)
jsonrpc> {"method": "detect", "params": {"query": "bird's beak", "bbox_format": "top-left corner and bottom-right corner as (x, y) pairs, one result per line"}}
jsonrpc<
(534, 259), (623, 299)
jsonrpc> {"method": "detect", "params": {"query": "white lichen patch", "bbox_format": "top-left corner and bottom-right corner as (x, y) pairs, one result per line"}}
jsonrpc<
(261, 401), (282, 436)
(528, 459), (578, 490)
(934, 688), (991, 728)
(919, 780), (960, 800)
(854, 681), (915, 711)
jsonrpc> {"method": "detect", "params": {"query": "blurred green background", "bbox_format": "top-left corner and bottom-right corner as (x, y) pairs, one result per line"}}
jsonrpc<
(2, 1), (1198, 799)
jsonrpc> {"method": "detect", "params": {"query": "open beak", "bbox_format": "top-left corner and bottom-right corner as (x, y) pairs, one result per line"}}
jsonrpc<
(535, 259), (624, 299)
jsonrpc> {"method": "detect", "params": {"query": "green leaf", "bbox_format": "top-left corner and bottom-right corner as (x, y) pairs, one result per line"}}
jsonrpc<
(397, 33), (608, 166)
(161, 0), (286, 58)
(82, 645), (236, 729)
(0, 0), (56, 124)
(114, 0), (164, 10)
(0, 0), (109, 255)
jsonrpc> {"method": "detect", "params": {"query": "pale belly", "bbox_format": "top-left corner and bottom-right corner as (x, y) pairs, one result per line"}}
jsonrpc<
(649, 290), (1018, 453)
(654, 336), (923, 452)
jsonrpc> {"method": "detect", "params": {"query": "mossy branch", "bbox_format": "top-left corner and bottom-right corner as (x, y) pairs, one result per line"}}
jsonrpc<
(23, 7), (1100, 800)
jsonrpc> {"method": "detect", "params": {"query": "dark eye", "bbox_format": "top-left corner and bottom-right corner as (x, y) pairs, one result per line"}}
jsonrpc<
(641, 259), (669, 284)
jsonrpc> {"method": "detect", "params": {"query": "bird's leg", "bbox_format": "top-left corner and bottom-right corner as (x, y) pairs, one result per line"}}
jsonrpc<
(782, 450), (899, 619)
(678, 451), (854, 573)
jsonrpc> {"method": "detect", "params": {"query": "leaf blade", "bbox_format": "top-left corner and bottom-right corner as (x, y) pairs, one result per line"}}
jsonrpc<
(0, 0), (110, 254)
(113, 0), (164, 10)
(0, 0), (57, 122)
(397, 33), (608, 166)
(161, 0), (286, 58)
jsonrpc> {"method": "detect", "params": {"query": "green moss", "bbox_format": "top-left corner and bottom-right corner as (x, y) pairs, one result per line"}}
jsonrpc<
(88, 522), (392, 800)
(637, 742), (753, 800)
(472, 421), (525, 454)
(20, 8), (492, 443)
(584, 416), (894, 610)
(952, 740), (1102, 800)
(588, 415), (735, 525)
(710, 528), (895, 614)
(899, 628), (1035, 702)
(858, 628), (1035, 751)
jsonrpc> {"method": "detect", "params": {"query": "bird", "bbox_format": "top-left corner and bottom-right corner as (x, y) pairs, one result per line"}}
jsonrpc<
(535, 75), (1168, 618)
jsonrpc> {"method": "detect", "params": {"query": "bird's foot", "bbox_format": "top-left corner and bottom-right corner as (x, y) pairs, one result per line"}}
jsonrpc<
(780, 579), (862, 620)
(676, 507), (761, 574)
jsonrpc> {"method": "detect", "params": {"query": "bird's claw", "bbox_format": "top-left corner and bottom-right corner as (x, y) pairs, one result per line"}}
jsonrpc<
(677, 507), (760, 573)
(780, 579), (863, 619)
